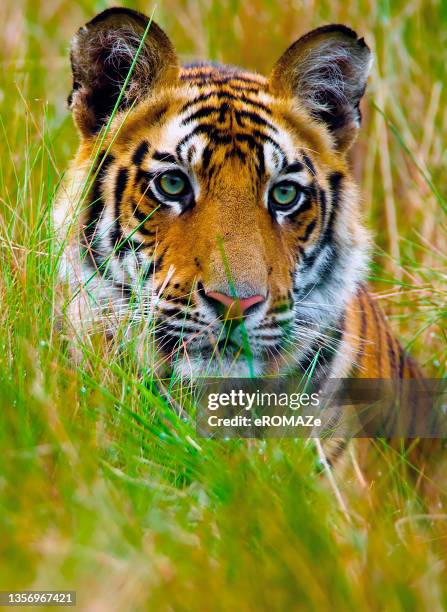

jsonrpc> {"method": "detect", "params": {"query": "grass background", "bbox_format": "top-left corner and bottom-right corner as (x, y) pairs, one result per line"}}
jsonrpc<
(1, 0), (446, 609)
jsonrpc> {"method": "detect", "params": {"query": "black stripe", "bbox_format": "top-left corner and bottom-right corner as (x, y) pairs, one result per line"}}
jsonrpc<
(179, 123), (230, 145)
(141, 188), (158, 208)
(201, 145), (213, 170)
(219, 102), (230, 122)
(223, 84), (262, 94)
(235, 109), (277, 132)
(176, 125), (282, 178)
(158, 307), (185, 319)
(321, 172), (343, 248)
(302, 152), (316, 176)
(180, 91), (272, 114)
(247, 127), (275, 143)
(176, 133), (195, 160)
(288, 196), (313, 221)
(186, 145), (196, 165)
(301, 219), (316, 241)
(182, 106), (219, 125)
(294, 185), (329, 279)
(182, 73), (262, 86)
(136, 168), (155, 186)
(215, 75), (262, 85)
(193, 124), (231, 143)
(111, 174), (145, 257)
(283, 161), (304, 175)
(177, 124), (281, 162)
(327, 172), (343, 234)
(152, 151), (177, 165)
(111, 167), (129, 255)
(234, 132), (260, 149)
(229, 148), (246, 163)
(318, 187), (327, 227)
(162, 296), (193, 308)
(297, 245), (306, 260)
(255, 143), (265, 177)
(131, 200), (157, 236)
(297, 246), (337, 297)
(114, 167), (129, 207)
(83, 153), (115, 270)
(181, 68), (263, 82)
(154, 246), (168, 273)
(132, 140), (150, 166)
(155, 330), (180, 355)
(182, 79), (262, 95)
(152, 104), (168, 124)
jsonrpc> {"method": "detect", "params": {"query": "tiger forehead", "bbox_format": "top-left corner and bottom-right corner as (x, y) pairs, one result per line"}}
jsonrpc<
(115, 65), (273, 133)
(110, 65), (338, 178)
(146, 71), (278, 142)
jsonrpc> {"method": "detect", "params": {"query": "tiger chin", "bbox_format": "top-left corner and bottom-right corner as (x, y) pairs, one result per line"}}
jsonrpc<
(55, 7), (421, 389)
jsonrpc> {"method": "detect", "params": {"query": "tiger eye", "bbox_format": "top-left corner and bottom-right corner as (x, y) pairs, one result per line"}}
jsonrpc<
(159, 172), (186, 196)
(271, 183), (298, 206)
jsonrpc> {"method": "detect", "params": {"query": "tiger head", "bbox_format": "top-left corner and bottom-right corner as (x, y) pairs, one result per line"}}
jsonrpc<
(62, 7), (372, 378)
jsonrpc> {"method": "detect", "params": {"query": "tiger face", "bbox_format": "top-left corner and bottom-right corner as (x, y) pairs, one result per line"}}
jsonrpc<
(58, 8), (372, 378)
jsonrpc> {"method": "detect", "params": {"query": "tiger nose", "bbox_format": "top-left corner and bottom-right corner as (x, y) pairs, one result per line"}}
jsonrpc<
(205, 291), (265, 318)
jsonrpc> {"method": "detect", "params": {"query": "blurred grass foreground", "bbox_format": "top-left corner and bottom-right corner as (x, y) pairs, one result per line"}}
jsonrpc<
(0, 0), (447, 609)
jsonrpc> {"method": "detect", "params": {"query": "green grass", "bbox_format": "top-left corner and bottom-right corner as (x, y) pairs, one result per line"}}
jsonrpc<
(1, 0), (447, 609)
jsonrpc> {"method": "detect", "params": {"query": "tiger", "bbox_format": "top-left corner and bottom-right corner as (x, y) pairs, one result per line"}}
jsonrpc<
(55, 7), (423, 399)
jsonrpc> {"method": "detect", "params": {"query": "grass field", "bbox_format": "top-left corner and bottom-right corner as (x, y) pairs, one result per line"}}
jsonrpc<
(1, 0), (447, 609)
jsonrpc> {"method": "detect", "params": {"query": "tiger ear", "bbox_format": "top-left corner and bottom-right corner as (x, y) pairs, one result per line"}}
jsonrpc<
(270, 24), (372, 151)
(69, 8), (179, 136)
